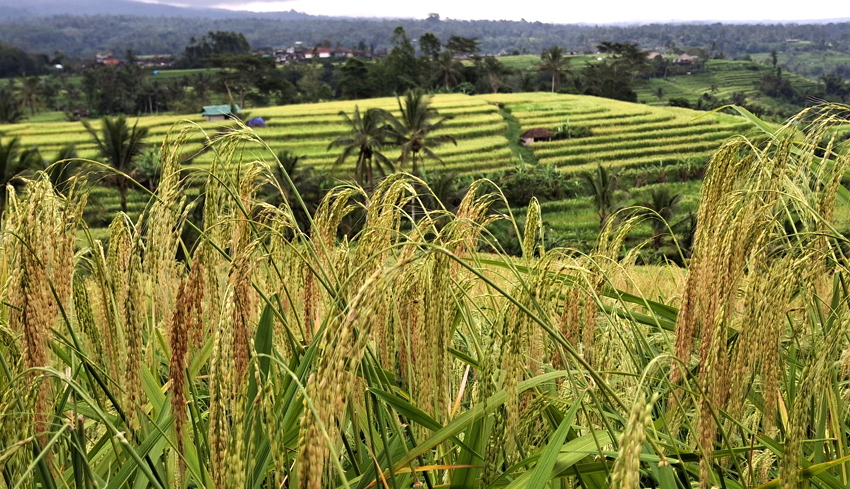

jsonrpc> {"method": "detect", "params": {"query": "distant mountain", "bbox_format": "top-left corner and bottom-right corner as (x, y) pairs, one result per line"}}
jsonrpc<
(0, 0), (315, 20)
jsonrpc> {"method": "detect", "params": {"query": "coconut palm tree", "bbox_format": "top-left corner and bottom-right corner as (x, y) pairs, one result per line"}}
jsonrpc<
(0, 86), (24, 124)
(18, 76), (44, 116)
(433, 51), (462, 89)
(327, 106), (394, 189)
(265, 150), (321, 231)
(25, 144), (86, 195)
(582, 164), (619, 227)
(385, 89), (457, 178)
(632, 187), (682, 250)
(537, 45), (572, 93)
(83, 116), (148, 213)
(0, 136), (42, 217)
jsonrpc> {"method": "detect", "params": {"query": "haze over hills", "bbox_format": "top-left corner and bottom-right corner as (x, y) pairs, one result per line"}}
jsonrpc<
(3, 0), (850, 24)
(0, 0), (315, 20)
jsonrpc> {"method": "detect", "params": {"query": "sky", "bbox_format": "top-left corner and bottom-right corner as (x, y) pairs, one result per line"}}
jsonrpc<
(151, 0), (850, 24)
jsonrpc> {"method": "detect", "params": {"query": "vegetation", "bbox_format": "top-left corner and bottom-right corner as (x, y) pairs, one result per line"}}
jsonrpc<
(5, 14), (850, 61)
(3, 103), (850, 489)
(327, 106), (394, 189)
(0, 93), (763, 249)
(82, 115), (148, 213)
(385, 89), (457, 177)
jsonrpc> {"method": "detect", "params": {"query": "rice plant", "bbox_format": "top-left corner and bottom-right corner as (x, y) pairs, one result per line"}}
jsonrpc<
(5, 104), (850, 489)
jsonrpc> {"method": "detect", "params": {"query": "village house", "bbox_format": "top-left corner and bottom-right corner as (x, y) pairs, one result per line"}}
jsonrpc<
(520, 128), (555, 146)
(202, 104), (242, 122)
(646, 52), (668, 60)
(304, 47), (334, 59)
(96, 52), (121, 66)
(135, 55), (174, 68)
(673, 53), (698, 64)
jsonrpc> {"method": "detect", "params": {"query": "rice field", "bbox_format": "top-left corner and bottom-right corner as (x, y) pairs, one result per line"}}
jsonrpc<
(633, 58), (820, 111)
(1, 91), (776, 245)
(2, 104), (850, 489)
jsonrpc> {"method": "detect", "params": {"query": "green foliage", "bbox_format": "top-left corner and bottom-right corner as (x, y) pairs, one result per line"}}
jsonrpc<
(537, 45), (572, 93)
(385, 89), (457, 177)
(83, 115), (149, 212)
(582, 164), (619, 226)
(327, 106), (394, 188)
(0, 84), (24, 123)
(181, 30), (251, 68)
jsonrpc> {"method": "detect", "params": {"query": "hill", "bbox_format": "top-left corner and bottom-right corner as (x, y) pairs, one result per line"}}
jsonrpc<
(4, 13), (850, 59)
(0, 0), (313, 21)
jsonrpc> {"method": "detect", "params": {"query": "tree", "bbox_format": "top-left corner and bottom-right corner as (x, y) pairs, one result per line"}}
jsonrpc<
(209, 54), (280, 108)
(445, 35), (480, 56)
(384, 27), (420, 93)
(37, 144), (86, 194)
(0, 85), (24, 124)
(261, 150), (321, 231)
(480, 56), (514, 93)
(385, 89), (457, 178)
(582, 43), (650, 102)
(338, 58), (373, 100)
(0, 136), (40, 216)
(133, 147), (161, 191)
(419, 32), (442, 59)
(582, 164), (619, 227)
(537, 46), (572, 92)
(18, 76), (44, 116)
(83, 116), (148, 213)
(655, 87), (666, 100)
(433, 51), (462, 89)
(632, 187), (682, 250)
(328, 107), (393, 189)
(183, 31), (251, 68)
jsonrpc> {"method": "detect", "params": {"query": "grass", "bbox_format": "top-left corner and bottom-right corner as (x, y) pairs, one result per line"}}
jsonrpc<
(3, 104), (850, 489)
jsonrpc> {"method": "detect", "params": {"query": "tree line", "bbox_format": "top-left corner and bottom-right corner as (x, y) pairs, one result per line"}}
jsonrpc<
(4, 13), (850, 59)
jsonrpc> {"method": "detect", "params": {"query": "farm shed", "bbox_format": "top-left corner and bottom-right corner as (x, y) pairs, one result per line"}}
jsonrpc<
(520, 128), (555, 146)
(202, 104), (242, 121)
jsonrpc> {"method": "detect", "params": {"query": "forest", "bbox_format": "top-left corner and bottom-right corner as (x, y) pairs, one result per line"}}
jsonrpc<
(2, 12), (850, 59)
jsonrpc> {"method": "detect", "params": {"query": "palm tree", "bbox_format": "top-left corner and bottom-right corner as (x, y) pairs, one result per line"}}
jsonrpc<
(0, 136), (41, 217)
(272, 150), (309, 203)
(632, 187), (682, 250)
(26, 144), (85, 195)
(385, 89), (457, 178)
(537, 46), (572, 93)
(327, 106), (394, 189)
(582, 164), (619, 227)
(18, 76), (44, 116)
(83, 116), (148, 213)
(0, 86), (24, 124)
(260, 150), (321, 232)
(433, 51), (462, 89)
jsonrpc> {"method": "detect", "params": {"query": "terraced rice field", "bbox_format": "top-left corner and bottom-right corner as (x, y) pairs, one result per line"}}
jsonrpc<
(0, 94), (514, 224)
(483, 92), (751, 175)
(633, 59), (819, 112)
(2, 92), (768, 244)
(480, 92), (757, 242)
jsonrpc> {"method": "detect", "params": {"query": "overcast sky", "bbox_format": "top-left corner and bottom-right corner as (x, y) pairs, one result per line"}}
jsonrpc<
(159, 0), (850, 24)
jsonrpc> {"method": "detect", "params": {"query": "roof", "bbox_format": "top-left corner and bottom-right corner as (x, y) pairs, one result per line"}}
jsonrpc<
(202, 104), (242, 116)
(520, 128), (555, 139)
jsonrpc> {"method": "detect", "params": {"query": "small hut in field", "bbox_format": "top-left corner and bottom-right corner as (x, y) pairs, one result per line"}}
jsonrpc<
(202, 104), (242, 122)
(520, 128), (555, 146)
